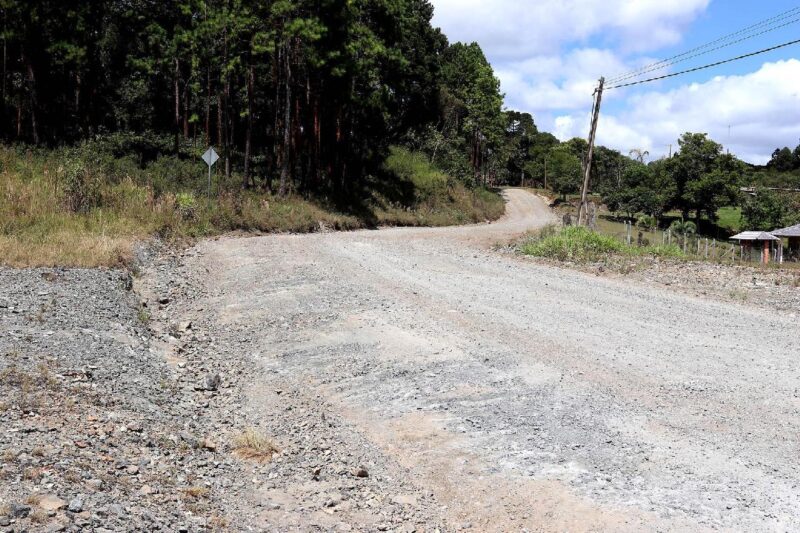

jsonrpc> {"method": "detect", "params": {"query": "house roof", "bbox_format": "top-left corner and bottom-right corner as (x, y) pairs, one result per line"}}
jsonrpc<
(772, 223), (800, 238)
(730, 231), (780, 241)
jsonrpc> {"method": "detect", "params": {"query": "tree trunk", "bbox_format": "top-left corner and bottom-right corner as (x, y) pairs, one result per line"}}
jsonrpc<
(313, 93), (321, 186)
(22, 49), (39, 144)
(174, 58), (181, 154)
(216, 93), (223, 147)
(243, 64), (254, 189)
(223, 25), (231, 180)
(278, 42), (292, 197)
(74, 72), (81, 117)
(183, 81), (190, 138)
(272, 45), (282, 191)
(205, 66), (211, 146)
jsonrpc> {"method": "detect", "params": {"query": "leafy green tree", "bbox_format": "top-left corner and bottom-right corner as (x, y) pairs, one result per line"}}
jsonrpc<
(547, 146), (582, 199)
(502, 110), (537, 185)
(666, 133), (740, 220)
(742, 189), (790, 230)
(768, 147), (796, 172)
(525, 131), (560, 187)
(439, 42), (504, 185)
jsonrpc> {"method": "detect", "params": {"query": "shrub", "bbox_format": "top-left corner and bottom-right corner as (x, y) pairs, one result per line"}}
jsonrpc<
(636, 214), (657, 229)
(520, 226), (686, 262)
(175, 192), (197, 220)
(62, 159), (102, 213)
(520, 226), (624, 262)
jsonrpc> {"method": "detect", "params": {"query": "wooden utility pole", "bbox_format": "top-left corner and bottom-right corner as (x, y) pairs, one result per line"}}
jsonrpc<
(578, 77), (604, 226)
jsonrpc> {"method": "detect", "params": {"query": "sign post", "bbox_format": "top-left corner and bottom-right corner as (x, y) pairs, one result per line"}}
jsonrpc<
(202, 147), (220, 198)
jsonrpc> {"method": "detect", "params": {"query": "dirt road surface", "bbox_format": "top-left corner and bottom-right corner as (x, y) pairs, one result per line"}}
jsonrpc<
(175, 189), (799, 531)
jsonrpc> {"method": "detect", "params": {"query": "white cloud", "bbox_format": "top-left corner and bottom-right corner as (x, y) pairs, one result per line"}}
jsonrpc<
(431, 0), (710, 60)
(497, 47), (634, 111)
(430, 0), (707, 121)
(552, 60), (800, 164)
(430, 0), (799, 162)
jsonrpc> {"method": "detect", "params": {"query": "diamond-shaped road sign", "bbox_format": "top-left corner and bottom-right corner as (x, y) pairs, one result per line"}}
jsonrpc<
(202, 147), (220, 167)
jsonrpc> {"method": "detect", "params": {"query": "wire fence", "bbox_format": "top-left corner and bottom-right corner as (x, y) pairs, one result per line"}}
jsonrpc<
(610, 221), (793, 264)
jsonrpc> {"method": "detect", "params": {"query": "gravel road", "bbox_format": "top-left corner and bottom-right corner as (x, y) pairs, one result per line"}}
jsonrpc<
(167, 188), (798, 531)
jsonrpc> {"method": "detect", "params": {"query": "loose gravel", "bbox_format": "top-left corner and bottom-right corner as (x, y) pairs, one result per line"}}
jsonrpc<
(3, 189), (799, 532)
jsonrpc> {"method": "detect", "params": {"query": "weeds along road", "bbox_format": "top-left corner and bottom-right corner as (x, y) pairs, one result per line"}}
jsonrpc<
(187, 189), (800, 531)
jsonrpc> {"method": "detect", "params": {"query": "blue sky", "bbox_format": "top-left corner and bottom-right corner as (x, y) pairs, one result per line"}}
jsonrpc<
(430, 0), (800, 163)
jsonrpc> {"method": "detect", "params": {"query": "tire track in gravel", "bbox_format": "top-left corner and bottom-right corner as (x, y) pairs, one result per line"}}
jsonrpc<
(188, 189), (800, 531)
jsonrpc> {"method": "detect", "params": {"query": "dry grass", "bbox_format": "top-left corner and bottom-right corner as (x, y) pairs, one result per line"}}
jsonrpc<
(24, 494), (42, 506)
(0, 357), (61, 413)
(0, 144), (503, 267)
(182, 486), (211, 499)
(232, 428), (280, 463)
(23, 467), (45, 481)
(30, 509), (49, 524)
(208, 514), (230, 529)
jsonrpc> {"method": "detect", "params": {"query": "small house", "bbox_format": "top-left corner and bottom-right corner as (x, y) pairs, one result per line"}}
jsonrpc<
(771, 223), (800, 260)
(730, 231), (782, 264)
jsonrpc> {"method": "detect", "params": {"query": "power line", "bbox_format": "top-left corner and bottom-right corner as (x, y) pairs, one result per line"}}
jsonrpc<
(607, 6), (800, 82)
(606, 6), (800, 83)
(605, 37), (800, 90)
(607, 15), (800, 85)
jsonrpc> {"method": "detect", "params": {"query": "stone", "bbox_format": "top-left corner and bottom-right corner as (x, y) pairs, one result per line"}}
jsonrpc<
(201, 438), (217, 452)
(196, 373), (221, 391)
(8, 504), (31, 518)
(45, 521), (67, 532)
(391, 494), (418, 507)
(37, 495), (66, 512)
(352, 466), (369, 478)
(68, 497), (84, 513)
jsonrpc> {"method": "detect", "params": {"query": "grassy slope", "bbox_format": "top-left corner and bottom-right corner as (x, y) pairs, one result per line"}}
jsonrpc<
(0, 145), (503, 267)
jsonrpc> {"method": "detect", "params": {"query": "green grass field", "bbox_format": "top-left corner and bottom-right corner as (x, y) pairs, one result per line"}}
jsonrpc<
(715, 206), (743, 233)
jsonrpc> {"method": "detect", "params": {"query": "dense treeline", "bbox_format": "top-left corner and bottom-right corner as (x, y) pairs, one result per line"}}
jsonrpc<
(3, 2), (796, 235)
(0, 1), (641, 200)
(2, 0), (454, 196)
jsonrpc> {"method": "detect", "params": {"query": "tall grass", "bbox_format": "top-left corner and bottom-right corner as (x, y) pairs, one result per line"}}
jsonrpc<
(373, 147), (505, 226)
(520, 225), (685, 262)
(0, 143), (503, 267)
